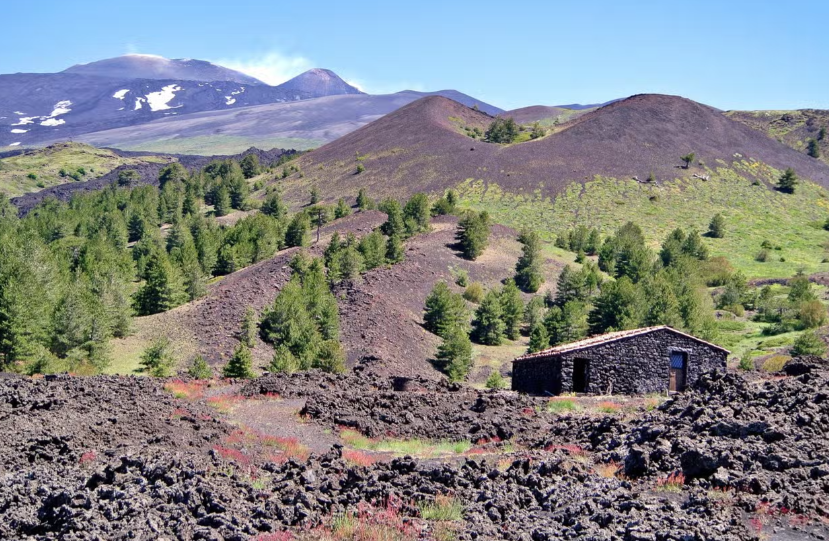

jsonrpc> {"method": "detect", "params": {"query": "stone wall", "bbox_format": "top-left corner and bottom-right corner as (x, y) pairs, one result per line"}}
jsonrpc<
(511, 328), (727, 395)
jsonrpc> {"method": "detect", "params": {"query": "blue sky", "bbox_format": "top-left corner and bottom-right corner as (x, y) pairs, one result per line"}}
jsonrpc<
(1, 0), (827, 111)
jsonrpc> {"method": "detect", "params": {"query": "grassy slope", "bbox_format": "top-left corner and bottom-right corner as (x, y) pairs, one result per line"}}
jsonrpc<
(458, 161), (829, 280)
(0, 142), (167, 197)
(727, 109), (829, 167)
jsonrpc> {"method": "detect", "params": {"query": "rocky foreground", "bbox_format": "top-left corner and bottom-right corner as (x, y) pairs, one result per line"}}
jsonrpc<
(0, 365), (827, 540)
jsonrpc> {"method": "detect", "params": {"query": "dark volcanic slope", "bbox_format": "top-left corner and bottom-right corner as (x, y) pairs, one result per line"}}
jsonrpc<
(290, 94), (829, 203)
(277, 68), (363, 97)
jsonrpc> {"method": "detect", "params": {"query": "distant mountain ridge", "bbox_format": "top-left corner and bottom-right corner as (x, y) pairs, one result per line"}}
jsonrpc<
(62, 54), (265, 85)
(1, 55), (499, 152)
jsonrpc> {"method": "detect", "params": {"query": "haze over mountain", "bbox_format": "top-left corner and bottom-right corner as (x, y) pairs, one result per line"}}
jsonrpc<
(62, 54), (265, 85)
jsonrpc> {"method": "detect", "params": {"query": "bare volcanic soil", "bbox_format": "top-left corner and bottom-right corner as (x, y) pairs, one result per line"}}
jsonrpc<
(284, 95), (829, 206)
(2, 367), (829, 540)
(145, 214), (559, 376)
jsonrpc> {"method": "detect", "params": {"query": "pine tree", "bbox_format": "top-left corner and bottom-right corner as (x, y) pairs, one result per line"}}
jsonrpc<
(436, 325), (473, 381)
(240, 154), (261, 178)
(708, 213), (726, 238)
(159, 163), (188, 188)
(324, 231), (343, 266)
(214, 185), (231, 217)
(588, 276), (643, 334)
(681, 230), (709, 260)
(641, 273), (682, 328)
(680, 152), (696, 169)
(358, 230), (386, 270)
(133, 250), (185, 315)
(777, 167), (798, 193)
(228, 175), (249, 210)
(545, 301), (589, 345)
(188, 355), (213, 379)
(285, 212), (311, 247)
(334, 245), (365, 281)
(314, 340), (346, 373)
(241, 306), (257, 347)
(270, 343), (299, 374)
(182, 189), (199, 216)
(472, 289), (506, 345)
(514, 229), (544, 292)
(527, 323), (550, 353)
(500, 279), (524, 340)
(262, 191), (287, 220)
(456, 211), (490, 260)
(335, 198), (352, 219)
(424, 282), (468, 337)
(585, 228), (601, 256)
(310, 186), (320, 204)
(791, 329), (827, 357)
(403, 193), (431, 234)
(127, 212), (147, 243)
(356, 188), (372, 210)
(140, 338), (175, 377)
(807, 139), (820, 159)
(385, 233), (404, 264)
(380, 199), (406, 237)
(224, 344), (255, 378)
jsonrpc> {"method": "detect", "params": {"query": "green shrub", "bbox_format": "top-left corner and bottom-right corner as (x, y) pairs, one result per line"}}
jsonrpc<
(223, 344), (255, 379)
(546, 398), (579, 413)
(188, 355), (213, 379)
(463, 282), (484, 303)
(451, 267), (469, 287)
(761, 355), (790, 373)
(791, 330), (827, 357)
(140, 338), (176, 377)
(485, 370), (507, 389)
(738, 357), (754, 371)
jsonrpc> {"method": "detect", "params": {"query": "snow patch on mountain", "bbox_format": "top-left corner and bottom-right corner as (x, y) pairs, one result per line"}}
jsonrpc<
(8, 142), (20, 146)
(10, 129), (27, 134)
(113, 89), (130, 100)
(50, 101), (72, 116)
(41, 118), (65, 126)
(146, 85), (182, 111)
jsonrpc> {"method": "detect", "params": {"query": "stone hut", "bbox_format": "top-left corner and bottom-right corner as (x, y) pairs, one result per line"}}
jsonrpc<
(511, 326), (728, 395)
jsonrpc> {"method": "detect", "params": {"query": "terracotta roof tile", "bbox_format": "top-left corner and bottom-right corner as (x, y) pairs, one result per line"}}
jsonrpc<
(514, 326), (729, 362)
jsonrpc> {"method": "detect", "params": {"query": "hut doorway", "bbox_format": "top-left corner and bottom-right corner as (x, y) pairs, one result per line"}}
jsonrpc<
(572, 358), (589, 393)
(669, 351), (687, 392)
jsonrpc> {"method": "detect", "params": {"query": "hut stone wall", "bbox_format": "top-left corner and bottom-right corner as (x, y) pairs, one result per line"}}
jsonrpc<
(511, 328), (727, 395)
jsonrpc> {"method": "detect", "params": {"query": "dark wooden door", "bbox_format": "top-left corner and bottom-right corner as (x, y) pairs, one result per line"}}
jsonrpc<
(669, 352), (687, 392)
